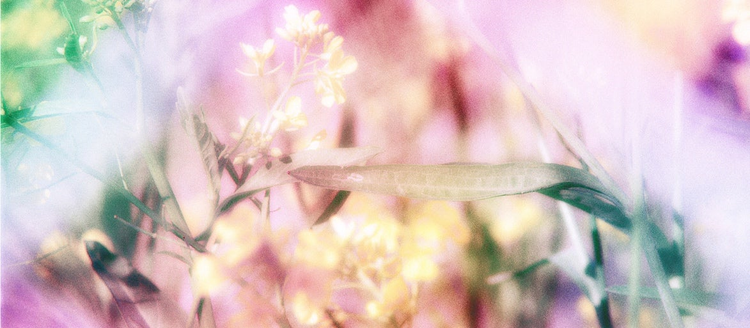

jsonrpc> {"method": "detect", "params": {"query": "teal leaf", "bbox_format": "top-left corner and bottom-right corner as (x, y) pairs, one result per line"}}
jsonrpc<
(289, 162), (630, 231)
(15, 58), (68, 69)
(607, 285), (730, 310)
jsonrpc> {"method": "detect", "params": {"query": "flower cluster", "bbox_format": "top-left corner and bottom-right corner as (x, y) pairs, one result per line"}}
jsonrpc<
(289, 195), (470, 326)
(190, 204), (290, 326)
(79, 0), (146, 30)
(231, 5), (357, 166)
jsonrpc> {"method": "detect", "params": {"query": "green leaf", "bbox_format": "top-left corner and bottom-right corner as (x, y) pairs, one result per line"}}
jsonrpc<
(289, 162), (631, 231)
(15, 58), (68, 69)
(218, 146), (381, 214)
(607, 285), (730, 310)
(312, 190), (351, 226)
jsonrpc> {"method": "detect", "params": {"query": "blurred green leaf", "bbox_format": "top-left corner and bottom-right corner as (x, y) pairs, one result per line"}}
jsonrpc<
(608, 285), (729, 310)
(14, 58), (68, 69)
(290, 162), (631, 230)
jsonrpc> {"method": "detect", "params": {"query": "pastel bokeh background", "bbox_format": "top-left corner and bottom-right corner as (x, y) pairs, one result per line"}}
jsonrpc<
(3, 0), (750, 326)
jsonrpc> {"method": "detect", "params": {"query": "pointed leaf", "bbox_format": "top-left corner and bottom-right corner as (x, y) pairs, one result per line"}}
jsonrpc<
(312, 190), (351, 226)
(218, 146), (380, 213)
(290, 163), (630, 230)
(176, 88), (223, 209)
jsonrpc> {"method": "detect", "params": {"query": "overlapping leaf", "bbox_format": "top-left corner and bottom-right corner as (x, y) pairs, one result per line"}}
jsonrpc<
(290, 162), (631, 231)
(176, 88), (223, 210)
(218, 146), (381, 214)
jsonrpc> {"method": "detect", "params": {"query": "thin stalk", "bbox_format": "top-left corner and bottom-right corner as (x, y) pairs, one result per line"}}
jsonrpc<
(130, 22), (193, 241)
(627, 207), (643, 328)
(260, 189), (271, 232)
(642, 219), (684, 328)
(261, 45), (311, 135)
(590, 215), (614, 328)
(6, 121), (163, 239)
(525, 98), (589, 274)
(110, 12), (140, 58)
(671, 72), (685, 289)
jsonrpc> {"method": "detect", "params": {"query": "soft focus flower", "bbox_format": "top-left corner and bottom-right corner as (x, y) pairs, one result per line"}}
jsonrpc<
(275, 5), (329, 47)
(80, 13), (118, 30)
(294, 228), (343, 270)
(191, 254), (228, 297)
(0, 2), (67, 51)
(315, 38), (358, 107)
(292, 292), (325, 325)
(271, 96), (308, 131)
(81, 0), (133, 14)
(239, 39), (276, 76)
(210, 203), (259, 266)
(231, 117), (273, 164)
(305, 130), (327, 150)
(724, 0), (750, 45)
(365, 276), (412, 319)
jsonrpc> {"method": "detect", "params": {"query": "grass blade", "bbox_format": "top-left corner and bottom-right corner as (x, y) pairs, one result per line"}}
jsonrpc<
(608, 285), (729, 310)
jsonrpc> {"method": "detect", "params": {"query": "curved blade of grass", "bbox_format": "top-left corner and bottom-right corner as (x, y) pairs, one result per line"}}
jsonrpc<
(608, 285), (730, 310)
(176, 88), (222, 211)
(218, 146), (380, 214)
(289, 163), (631, 231)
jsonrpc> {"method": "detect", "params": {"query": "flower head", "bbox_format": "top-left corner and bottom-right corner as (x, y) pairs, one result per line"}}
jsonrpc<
(275, 5), (329, 47)
(315, 35), (358, 107)
(239, 39), (276, 76)
(271, 96), (308, 132)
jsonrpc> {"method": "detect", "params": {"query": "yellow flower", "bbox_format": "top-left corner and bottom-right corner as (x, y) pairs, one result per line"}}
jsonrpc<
(400, 243), (440, 282)
(275, 5), (329, 47)
(191, 254), (229, 297)
(406, 201), (469, 246)
(271, 96), (308, 131)
(315, 41), (358, 107)
(305, 130), (327, 150)
(294, 229), (343, 270)
(239, 39), (276, 76)
(211, 204), (259, 266)
(365, 277), (411, 318)
(352, 216), (401, 264)
(292, 292), (325, 325)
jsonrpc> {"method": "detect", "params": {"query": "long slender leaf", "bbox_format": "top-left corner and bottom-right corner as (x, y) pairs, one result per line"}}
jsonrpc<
(176, 89), (222, 210)
(218, 146), (380, 214)
(15, 58), (68, 69)
(608, 285), (730, 310)
(289, 163), (631, 231)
